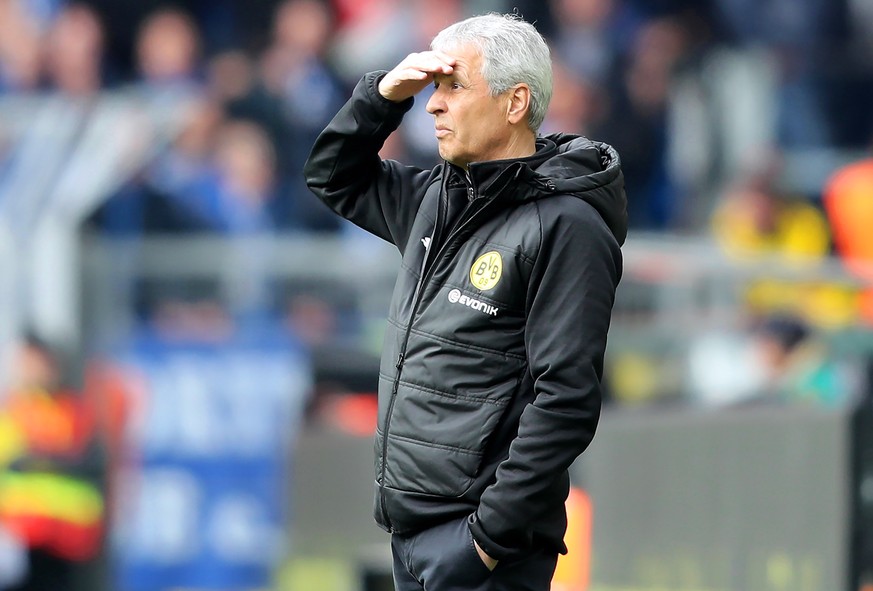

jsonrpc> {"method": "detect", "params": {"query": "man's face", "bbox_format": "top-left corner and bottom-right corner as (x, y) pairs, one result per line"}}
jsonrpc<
(425, 43), (513, 168)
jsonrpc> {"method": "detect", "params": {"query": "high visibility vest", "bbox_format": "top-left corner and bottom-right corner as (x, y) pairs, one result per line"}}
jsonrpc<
(0, 389), (104, 561)
(0, 471), (103, 560)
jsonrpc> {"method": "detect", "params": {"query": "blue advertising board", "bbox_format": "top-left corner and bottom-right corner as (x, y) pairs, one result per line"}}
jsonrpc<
(109, 328), (310, 591)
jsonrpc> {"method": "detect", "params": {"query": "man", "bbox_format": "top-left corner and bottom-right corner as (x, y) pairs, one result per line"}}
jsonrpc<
(0, 335), (105, 591)
(304, 13), (626, 590)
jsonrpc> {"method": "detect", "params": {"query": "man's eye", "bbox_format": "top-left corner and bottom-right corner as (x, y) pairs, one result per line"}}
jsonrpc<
(451, 82), (462, 90)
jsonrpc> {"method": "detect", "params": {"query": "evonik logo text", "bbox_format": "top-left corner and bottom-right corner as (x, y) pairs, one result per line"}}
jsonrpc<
(447, 289), (499, 316)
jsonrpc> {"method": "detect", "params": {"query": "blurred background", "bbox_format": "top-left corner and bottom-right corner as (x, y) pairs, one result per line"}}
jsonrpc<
(0, 0), (872, 589)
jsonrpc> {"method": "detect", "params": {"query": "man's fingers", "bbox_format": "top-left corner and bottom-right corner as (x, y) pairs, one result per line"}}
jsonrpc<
(426, 52), (455, 75)
(405, 68), (431, 81)
(384, 68), (431, 86)
(431, 50), (457, 69)
(400, 51), (454, 76)
(378, 51), (455, 101)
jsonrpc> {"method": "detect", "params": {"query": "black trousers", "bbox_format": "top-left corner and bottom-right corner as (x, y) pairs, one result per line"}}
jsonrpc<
(391, 517), (558, 591)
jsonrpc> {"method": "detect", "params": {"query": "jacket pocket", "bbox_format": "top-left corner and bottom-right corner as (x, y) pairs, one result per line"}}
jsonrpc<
(384, 378), (516, 497)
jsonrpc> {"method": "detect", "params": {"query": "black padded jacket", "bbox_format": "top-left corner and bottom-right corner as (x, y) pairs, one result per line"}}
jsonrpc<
(304, 71), (627, 561)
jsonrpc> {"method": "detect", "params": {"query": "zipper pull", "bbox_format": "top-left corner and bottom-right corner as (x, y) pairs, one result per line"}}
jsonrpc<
(465, 171), (476, 201)
(395, 353), (404, 369)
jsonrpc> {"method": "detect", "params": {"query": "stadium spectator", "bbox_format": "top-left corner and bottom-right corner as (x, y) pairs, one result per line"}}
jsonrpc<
(687, 313), (853, 408)
(329, 0), (435, 84)
(540, 56), (602, 136)
(712, 172), (830, 262)
(101, 116), (282, 236)
(710, 0), (839, 148)
(0, 1), (42, 94)
(135, 7), (202, 92)
(44, 4), (105, 96)
(259, 0), (347, 231)
(591, 16), (688, 229)
(188, 119), (281, 314)
(102, 5), (211, 236)
(205, 119), (279, 233)
(0, 334), (106, 591)
(261, 0), (345, 138)
(93, 98), (224, 235)
(550, 0), (625, 87)
(749, 314), (852, 408)
(711, 168), (840, 327)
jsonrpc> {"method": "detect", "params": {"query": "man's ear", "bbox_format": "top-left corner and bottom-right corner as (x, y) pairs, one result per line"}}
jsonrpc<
(506, 84), (531, 125)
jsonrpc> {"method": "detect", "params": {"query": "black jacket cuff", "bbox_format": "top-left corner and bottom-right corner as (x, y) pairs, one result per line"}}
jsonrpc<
(364, 70), (415, 113)
(467, 513), (529, 562)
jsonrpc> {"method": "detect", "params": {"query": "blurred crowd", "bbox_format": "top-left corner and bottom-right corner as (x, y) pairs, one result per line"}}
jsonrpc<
(0, 1), (870, 413)
(1, 0), (870, 324)
(0, 0), (870, 402)
(0, 0), (870, 236)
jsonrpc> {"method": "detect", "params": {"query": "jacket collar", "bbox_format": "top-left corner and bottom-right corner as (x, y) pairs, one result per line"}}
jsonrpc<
(442, 134), (628, 245)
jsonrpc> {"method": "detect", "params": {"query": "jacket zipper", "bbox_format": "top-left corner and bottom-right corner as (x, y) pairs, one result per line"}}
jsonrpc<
(377, 168), (448, 532)
(378, 172), (496, 532)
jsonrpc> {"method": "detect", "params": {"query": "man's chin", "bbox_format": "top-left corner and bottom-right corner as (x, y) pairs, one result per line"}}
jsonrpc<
(440, 151), (469, 169)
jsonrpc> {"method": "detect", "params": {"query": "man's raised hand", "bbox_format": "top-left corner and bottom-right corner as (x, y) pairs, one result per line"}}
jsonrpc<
(378, 51), (455, 102)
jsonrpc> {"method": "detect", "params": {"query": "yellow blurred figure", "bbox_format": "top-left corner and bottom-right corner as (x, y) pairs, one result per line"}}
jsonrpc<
(711, 177), (863, 327)
(712, 179), (829, 262)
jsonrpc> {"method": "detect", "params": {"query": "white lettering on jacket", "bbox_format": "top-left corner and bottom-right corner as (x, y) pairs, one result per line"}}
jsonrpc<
(447, 289), (499, 316)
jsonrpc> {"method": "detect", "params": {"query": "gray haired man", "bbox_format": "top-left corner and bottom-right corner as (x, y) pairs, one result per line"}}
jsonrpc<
(305, 13), (627, 590)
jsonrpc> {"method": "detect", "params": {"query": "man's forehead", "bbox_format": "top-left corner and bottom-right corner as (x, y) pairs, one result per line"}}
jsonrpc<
(440, 43), (482, 77)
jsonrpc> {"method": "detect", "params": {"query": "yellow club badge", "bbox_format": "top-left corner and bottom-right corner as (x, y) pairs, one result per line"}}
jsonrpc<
(469, 251), (503, 291)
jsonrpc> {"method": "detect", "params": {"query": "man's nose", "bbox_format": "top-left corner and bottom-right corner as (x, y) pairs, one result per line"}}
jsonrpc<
(426, 91), (445, 115)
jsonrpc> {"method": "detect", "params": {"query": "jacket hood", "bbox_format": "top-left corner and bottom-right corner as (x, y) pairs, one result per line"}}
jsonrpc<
(465, 134), (628, 246)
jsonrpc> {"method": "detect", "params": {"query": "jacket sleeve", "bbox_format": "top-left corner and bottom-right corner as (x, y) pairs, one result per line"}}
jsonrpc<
(303, 71), (437, 250)
(468, 199), (622, 560)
